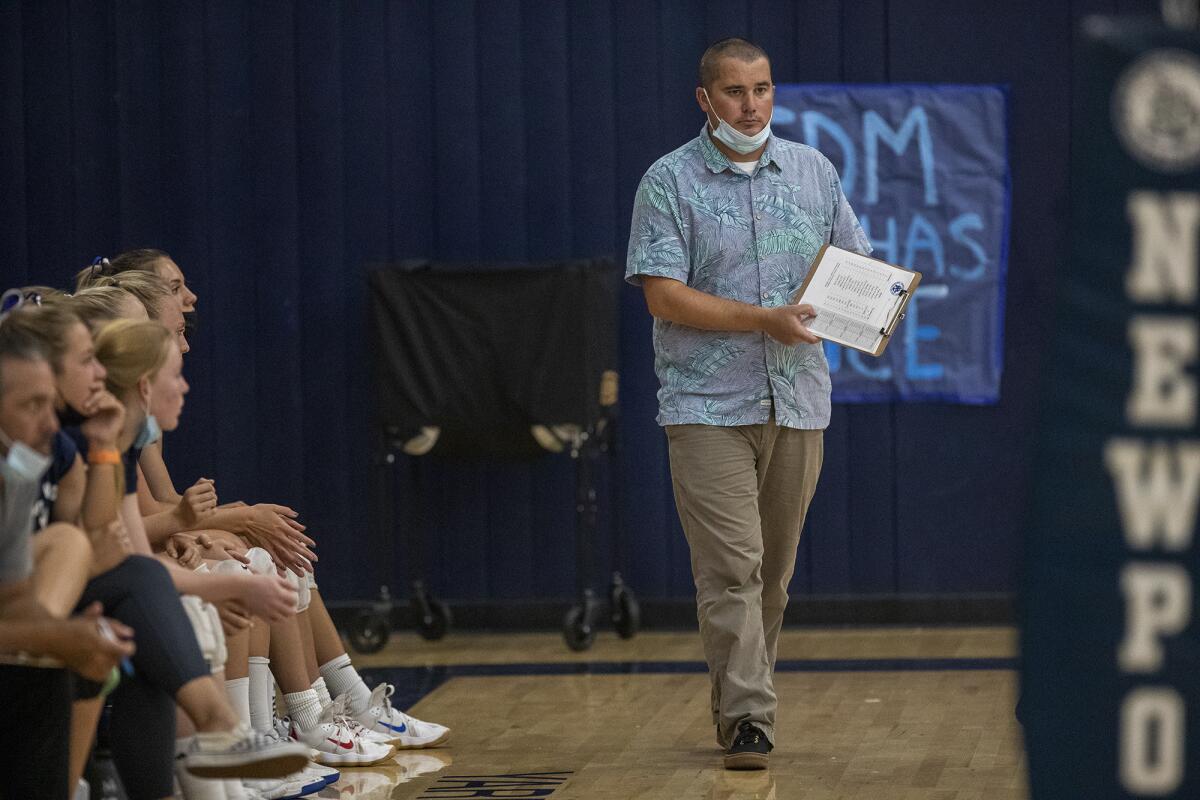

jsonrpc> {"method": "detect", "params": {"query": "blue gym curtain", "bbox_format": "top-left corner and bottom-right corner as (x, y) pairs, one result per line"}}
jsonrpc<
(0, 0), (1159, 602)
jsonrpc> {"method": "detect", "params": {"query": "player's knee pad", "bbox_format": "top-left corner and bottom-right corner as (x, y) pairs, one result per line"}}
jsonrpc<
(179, 594), (226, 673)
(286, 569), (311, 613)
(205, 602), (227, 668)
(245, 547), (275, 576)
(211, 557), (247, 576)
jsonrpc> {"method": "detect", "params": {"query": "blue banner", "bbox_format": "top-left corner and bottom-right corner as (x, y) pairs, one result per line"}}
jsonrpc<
(1024, 19), (1200, 798)
(773, 84), (1010, 403)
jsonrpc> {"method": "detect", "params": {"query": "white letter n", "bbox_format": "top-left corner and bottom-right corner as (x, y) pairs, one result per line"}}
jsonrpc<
(1127, 192), (1200, 303)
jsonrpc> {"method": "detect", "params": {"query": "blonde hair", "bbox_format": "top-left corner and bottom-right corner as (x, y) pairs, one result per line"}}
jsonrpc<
(94, 319), (173, 396)
(79, 271), (172, 320)
(74, 249), (172, 290)
(67, 287), (140, 331)
(0, 301), (85, 374)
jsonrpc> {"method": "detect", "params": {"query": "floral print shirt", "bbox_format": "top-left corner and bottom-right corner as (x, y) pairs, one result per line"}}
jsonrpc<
(626, 127), (871, 429)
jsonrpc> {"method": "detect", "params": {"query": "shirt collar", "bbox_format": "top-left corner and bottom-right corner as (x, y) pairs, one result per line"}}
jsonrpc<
(698, 124), (780, 174)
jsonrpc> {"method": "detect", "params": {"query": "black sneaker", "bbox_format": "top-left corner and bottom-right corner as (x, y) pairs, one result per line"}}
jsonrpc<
(723, 722), (772, 770)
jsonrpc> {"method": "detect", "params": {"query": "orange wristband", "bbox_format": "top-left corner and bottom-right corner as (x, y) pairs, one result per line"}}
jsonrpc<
(87, 448), (121, 466)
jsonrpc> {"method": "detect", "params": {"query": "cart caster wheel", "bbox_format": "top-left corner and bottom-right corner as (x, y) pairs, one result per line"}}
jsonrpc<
(348, 610), (390, 654)
(563, 605), (596, 652)
(416, 599), (451, 641)
(611, 587), (640, 639)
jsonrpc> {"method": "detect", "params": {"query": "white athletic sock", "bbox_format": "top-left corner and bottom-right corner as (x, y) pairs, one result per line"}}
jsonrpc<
(225, 677), (251, 729)
(312, 676), (332, 708)
(223, 781), (247, 800)
(248, 657), (274, 733)
(175, 736), (227, 800)
(284, 688), (322, 732)
(320, 653), (371, 712)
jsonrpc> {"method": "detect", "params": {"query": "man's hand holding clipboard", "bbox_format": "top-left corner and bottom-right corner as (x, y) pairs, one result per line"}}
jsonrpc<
(761, 302), (822, 346)
(789, 245), (922, 356)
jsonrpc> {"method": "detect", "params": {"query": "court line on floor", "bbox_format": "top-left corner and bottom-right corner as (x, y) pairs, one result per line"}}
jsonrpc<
(363, 656), (1018, 710)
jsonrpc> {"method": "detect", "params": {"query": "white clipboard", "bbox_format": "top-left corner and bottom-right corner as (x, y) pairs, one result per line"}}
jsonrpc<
(792, 244), (922, 357)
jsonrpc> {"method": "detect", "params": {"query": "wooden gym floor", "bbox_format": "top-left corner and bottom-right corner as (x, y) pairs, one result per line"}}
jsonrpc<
(319, 627), (1026, 800)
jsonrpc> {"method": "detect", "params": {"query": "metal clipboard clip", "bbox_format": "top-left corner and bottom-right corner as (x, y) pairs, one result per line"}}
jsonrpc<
(878, 289), (908, 339)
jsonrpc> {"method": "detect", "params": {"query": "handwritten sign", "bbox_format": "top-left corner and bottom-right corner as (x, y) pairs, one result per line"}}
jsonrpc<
(773, 84), (1010, 403)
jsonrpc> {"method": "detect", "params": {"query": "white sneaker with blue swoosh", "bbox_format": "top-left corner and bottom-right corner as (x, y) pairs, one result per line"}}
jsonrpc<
(353, 683), (450, 749)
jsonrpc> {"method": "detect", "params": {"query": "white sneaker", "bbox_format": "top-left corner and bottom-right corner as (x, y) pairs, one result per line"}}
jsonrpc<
(184, 723), (310, 779)
(333, 698), (395, 748)
(244, 775), (320, 800)
(289, 697), (394, 767)
(273, 714), (293, 743)
(241, 778), (286, 799)
(283, 772), (326, 799)
(302, 761), (340, 787)
(274, 715), (319, 762)
(353, 683), (450, 749)
(255, 723), (340, 793)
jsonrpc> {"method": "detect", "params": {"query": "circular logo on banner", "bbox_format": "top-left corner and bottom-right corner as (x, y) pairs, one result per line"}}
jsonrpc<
(1113, 48), (1200, 173)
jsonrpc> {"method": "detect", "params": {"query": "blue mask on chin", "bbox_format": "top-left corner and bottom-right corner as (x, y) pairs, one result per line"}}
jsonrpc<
(133, 414), (161, 450)
(702, 88), (773, 155)
(0, 427), (52, 483)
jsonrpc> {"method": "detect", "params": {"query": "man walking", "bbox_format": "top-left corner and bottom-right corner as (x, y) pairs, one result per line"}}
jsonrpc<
(625, 38), (871, 770)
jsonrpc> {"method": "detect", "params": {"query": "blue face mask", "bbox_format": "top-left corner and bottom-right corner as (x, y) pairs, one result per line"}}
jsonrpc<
(702, 88), (773, 155)
(133, 414), (161, 450)
(0, 427), (52, 483)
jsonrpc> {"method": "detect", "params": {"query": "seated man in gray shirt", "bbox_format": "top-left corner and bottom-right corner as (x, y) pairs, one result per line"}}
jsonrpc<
(0, 312), (134, 799)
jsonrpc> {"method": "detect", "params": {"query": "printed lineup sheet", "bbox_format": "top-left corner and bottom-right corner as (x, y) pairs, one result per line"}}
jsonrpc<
(795, 245), (920, 356)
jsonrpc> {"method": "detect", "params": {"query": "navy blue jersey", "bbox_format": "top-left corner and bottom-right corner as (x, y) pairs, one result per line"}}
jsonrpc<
(124, 447), (140, 494)
(32, 431), (78, 532)
(62, 427), (140, 497)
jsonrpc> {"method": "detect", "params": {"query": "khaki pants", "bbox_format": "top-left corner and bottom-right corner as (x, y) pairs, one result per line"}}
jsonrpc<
(666, 418), (823, 746)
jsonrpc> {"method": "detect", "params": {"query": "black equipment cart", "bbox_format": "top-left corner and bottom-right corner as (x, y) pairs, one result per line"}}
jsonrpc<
(357, 258), (638, 652)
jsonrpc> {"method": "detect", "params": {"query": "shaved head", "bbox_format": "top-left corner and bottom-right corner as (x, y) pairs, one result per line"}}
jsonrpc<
(699, 38), (770, 89)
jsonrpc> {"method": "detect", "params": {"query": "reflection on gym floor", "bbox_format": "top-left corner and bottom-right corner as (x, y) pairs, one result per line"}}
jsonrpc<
(334, 627), (1025, 800)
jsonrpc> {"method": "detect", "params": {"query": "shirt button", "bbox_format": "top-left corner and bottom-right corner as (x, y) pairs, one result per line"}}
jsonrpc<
(761, 292), (770, 300)
(756, 215), (762, 220)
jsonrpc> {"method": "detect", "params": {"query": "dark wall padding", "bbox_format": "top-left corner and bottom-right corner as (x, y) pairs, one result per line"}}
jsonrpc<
(0, 0), (1158, 603)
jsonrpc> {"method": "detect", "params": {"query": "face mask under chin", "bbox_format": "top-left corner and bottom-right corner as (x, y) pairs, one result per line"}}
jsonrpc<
(0, 425), (52, 483)
(134, 413), (161, 450)
(703, 89), (772, 155)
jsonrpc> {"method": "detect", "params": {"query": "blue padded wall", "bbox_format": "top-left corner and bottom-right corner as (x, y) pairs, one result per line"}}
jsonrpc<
(0, 0), (1158, 603)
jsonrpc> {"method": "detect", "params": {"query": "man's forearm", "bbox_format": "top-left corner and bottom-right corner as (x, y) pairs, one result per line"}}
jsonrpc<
(0, 583), (53, 623)
(0, 619), (66, 655)
(643, 277), (768, 333)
